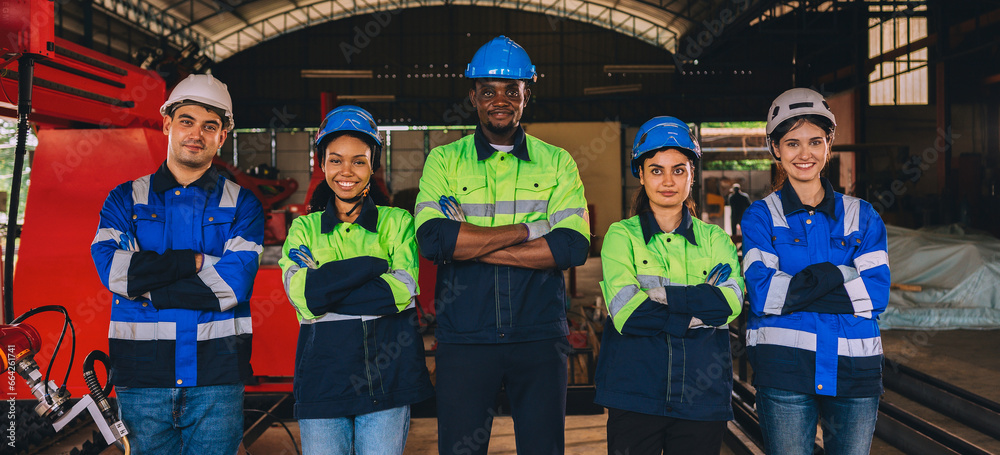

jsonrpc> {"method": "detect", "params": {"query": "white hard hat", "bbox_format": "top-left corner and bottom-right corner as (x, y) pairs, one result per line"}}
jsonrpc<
(765, 88), (836, 159)
(160, 74), (235, 131)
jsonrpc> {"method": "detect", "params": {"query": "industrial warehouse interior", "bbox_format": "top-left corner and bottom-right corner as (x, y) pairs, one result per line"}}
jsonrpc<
(2, 0), (1000, 454)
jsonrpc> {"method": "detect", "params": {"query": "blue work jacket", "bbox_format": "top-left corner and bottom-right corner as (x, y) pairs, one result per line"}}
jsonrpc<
(91, 163), (264, 388)
(742, 178), (890, 397)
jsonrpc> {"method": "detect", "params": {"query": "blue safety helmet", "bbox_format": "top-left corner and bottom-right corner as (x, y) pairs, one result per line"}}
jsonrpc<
(315, 105), (383, 171)
(630, 116), (701, 178)
(465, 36), (537, 82)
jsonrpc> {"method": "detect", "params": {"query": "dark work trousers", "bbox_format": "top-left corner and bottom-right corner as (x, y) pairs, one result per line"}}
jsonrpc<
(436, 338), (570, 455)
(606, 408), (726, 455)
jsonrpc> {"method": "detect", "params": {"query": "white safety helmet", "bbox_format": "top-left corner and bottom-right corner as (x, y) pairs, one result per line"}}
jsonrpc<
(160, 74), (235, 131)
(765, 88), (835, 160)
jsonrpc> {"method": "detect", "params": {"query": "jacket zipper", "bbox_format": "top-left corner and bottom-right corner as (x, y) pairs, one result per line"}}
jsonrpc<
(362, 321), (374, 398)
(666, 334), (673, 402)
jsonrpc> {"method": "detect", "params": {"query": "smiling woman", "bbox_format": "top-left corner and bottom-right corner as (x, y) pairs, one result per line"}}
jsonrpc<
(742, 88), (890, 455)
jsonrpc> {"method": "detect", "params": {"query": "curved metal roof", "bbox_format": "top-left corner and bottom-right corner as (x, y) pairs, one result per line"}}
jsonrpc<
(93, 0), (726, 60)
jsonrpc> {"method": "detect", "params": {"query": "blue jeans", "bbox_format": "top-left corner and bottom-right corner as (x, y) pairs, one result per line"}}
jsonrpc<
(756, 386), (879, 455)
(299, 405), (410, 455)
(116, 383), (244, 455)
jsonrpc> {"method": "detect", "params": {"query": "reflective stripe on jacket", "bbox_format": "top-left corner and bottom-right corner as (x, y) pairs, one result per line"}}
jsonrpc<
(742, 178), (890, 397)
(595, 210), (742, 420)
(279, 197), (433, 419)
(413, 126), (591, 343)
(91, 163), (263, 388)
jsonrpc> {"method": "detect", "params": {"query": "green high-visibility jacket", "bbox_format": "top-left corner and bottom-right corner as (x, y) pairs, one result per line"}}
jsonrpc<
(279, 197), (433, 419)
(414, 126), (591, 343)
(595, 209), (743, 420)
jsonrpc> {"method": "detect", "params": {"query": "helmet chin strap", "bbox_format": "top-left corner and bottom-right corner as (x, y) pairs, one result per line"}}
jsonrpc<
(336, 182), (371, 217)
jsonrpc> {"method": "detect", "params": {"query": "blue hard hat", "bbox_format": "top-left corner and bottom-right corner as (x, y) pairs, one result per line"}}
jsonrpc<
(630, 116), (701, 178)
(315, 105), (383, 171)
(465, 36), (537, 82)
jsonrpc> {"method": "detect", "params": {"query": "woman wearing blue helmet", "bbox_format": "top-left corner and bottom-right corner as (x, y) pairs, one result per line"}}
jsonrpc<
(278, 105), (433, 454)
(595, 116), (743, 454)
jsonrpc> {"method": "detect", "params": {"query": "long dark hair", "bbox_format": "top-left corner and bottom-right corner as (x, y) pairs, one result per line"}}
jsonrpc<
(308, 131), (380, 213)
(630, 152), (698, 217)
(768, 114), (835, 191)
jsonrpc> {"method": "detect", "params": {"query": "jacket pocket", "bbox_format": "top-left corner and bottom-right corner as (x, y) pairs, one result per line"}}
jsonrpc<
(772, 233), (810, 273)
(454, 176), (487, 197)
(133, 205), (165, 249)
(203, 207), (236, 254)
(514, 174), (556, 220)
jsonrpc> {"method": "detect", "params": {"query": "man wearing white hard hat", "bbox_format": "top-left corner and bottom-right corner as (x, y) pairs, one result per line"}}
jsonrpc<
(91, 73), (264, 454)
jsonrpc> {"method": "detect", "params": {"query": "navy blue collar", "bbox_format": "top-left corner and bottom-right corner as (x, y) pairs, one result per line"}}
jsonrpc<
(151, 161), (219, 193)
(321, 195), (378, 234)
(780, 177), (837, 219)
(474, 125), (530, 162)
(639, 209), (698, 246)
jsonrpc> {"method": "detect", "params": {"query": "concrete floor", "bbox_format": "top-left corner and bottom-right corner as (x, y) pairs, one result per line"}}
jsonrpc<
(51, 257), (1000, 455)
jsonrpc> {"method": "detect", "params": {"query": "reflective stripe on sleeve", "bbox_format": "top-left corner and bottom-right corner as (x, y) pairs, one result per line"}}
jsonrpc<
(608, 285), (639, 319)
(93, 227), (123, 245)
(719, 277), (744, 303)
(415, 201), (441, 216)
(390, 269), (418, 296)
(225, 236), (263, 254)
(854, 250), (888, 273)
(219, 180), (241, 208)
(198, 267), (239, 311)
(131, 176), (150, 205)
(550, 207), (586, 226)
(109, 250), (133, 296)
(764, 194), (788, 228)
(109, 320), (176, 341)
(743, 248), (779, 274)
(844, 278), (874, 315)
(764, 272), (792, 315)
(843, 196), (861, 236)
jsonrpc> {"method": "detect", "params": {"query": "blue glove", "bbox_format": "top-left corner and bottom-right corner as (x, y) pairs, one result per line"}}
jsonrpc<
(289, 245), (318, 269)
(118, 232), (138, 252)
(706, 263), (732, 286)
(440, 196), (467, 222)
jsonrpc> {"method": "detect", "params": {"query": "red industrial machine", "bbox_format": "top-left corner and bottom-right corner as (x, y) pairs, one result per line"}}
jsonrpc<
(0, 0), (302, 410)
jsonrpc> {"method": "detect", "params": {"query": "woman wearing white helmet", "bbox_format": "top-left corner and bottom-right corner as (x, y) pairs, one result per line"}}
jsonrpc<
(742, 88), (891, 454)
(279, 106), (433, 455)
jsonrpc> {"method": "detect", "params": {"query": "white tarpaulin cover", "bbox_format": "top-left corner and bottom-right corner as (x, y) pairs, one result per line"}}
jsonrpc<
(879, 224), (1000, 330)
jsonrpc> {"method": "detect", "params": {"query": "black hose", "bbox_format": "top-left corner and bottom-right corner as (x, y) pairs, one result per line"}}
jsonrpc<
(82, 350), (116, 422)
(10, 305), (76, 404)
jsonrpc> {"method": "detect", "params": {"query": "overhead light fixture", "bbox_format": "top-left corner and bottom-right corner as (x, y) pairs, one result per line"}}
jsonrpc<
(583, 84), (642, 96)
(336, 95), (396, 102)
(301, 69), (374, 79)
(603, 65), (675, 73)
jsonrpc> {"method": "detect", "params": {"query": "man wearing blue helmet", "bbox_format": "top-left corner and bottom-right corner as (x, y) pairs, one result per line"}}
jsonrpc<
(280, 105), (433, 454)
(414, 36), (591, 454)
(595, 117), (742, 454)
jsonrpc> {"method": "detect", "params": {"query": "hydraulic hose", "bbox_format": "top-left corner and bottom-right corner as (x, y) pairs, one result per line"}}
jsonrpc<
(82, 350), (115, 422)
